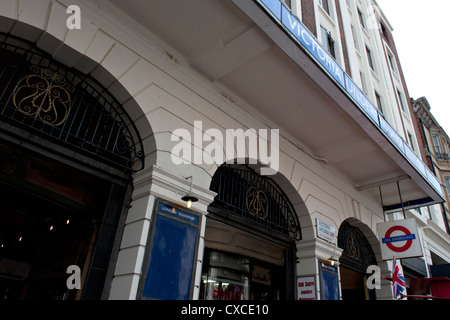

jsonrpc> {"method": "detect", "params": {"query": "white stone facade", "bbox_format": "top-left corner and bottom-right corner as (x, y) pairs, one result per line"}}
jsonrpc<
(0, 0), (448, 300)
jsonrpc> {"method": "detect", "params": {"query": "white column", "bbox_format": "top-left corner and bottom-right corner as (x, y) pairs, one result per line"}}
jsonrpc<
(108, 165), (216, 300)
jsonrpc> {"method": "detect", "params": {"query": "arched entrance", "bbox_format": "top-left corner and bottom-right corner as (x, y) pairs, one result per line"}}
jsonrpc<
(0, 35), (144, 300)
(337, 220), (377, 300)
(201, 164), (301, 300)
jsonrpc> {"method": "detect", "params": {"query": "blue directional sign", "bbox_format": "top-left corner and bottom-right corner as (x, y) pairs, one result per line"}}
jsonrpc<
(382, 234), (416, 244)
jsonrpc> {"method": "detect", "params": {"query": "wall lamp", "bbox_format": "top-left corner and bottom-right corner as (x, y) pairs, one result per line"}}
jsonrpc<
(329, 244), (339, 266)
(329, 254), (339, 266)
(181, 176), (198, 208)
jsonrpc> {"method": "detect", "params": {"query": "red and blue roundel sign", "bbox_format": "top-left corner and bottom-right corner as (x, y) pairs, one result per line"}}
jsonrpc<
(382, 225), (416, 253)
(377, 219), (423, 260)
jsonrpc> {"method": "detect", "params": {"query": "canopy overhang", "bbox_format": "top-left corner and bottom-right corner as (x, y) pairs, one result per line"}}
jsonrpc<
(107, 0), (444, 211)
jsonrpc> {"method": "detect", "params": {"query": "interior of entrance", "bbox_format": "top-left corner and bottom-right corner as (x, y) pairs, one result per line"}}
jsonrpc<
(200, 250), (284, 300)
(340, 266), (370, 300)
(0, 141), (111, 300)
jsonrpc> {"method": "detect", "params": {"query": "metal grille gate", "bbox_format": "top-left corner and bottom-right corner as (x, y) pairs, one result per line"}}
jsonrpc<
(209, 165), (301, 240)
(0, 36), (144, 173)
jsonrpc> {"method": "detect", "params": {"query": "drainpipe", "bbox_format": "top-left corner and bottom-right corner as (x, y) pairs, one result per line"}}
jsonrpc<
(419, 118), (450, 235)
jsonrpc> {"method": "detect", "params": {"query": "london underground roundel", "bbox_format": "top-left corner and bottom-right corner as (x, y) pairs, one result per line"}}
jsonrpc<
(383, 225), (415, 253)
(377, 219), (423, 260)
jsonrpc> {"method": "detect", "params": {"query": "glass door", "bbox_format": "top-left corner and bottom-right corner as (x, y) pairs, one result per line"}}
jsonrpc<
(200, 250), (283, 300)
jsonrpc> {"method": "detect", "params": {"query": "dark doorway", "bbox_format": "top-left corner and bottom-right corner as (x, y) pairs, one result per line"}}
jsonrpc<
(0, 141), (120, 300)
(340, 267), (367, 300)
(338, 221), (377, 300)
(200, 250), (285, 300)
(0, 35), (145, 300)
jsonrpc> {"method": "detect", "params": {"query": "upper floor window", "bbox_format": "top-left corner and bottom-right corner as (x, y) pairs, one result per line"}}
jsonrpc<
(351, 25), (360, 52)
(375, 91), (384, 116)
(432, 135), (442, 155)
(407, 132), (415, 151)
(319, 0), (331, 15)
(365, 46), (375, 71)
(358, 8), (366, 29)
(360, 71), (368, 95)
(388, 53), (397, 74)
(396, 89), (406, 112)
(281, 0), (291, 9)
(444, 176), (450, 195)
(321, 26), (336, 58)
(380, 22), (389, 41)
(385, 46), (398, 75)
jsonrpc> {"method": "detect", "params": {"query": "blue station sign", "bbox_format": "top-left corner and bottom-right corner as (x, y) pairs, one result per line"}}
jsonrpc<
(280, 5), (345, 88)
(157, 202), (199, 226)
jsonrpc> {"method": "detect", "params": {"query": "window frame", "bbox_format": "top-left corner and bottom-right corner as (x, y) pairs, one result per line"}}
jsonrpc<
(351, 24), (360, 52)
(432, 135), (442, 155)
(444, 176), (450, 195)
(357, 8), (366, 29)
(407, 131), (415, 151)
(396, 88), (406, 112)
(319, 0), (331, 16)
(365, 45), (375, 72)
(374, 91), (384, 116)
(320, 25), (336, 59)
(281, 0), (292, 9)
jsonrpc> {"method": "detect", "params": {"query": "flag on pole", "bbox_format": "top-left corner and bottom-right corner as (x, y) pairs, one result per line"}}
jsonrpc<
(392, 256), (406, 299)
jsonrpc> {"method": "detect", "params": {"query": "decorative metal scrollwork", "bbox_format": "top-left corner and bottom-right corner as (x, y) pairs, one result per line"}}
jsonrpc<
(210, 165), (301, 240)
(246, 180), (268, 219)
(13, 66), (74, 127)
(338, 221), (376, 273)
(346, 231), (360, 259)
(0, 38), (145, 173)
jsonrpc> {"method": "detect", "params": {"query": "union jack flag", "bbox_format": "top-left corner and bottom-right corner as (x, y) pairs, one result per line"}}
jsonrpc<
(392, 256), (406, 299)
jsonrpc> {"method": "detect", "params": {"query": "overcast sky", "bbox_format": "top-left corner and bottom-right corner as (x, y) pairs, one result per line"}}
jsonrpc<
(376, 0), (450, 134)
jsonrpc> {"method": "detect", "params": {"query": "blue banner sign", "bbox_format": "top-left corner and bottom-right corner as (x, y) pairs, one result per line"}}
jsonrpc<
(157, 202), (199, 226)
(426, 167), (442, 194)
(382, 234), (416, 244)
(403, 142), (426, 176)
(280, 5), (345, 88)
(344, 74), (379, 125)
(379, 116), (405, 153)
(259, 0), (281, 20)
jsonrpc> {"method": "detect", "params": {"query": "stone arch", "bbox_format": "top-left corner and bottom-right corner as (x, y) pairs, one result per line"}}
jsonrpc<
(208, 159), (313, 242)
(338, 218), (378, 272)
(338, 218), (382, 267)
(337, 218), (393, 300)
(0, 16), (156, 172)
(204, 160), (313, 300)
(0, 14), (157, 299)
(0, 35), (145, 174)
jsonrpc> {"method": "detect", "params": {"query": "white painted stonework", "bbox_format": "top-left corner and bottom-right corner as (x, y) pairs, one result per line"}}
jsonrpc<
(1, 0), (448, 301)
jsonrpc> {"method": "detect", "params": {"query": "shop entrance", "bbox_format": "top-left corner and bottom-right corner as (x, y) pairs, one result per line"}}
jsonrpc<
(0, 36), (145, 300)
(0, 142), (113, 300)
(205, 165), (302, 300)
(338, 221), (377, 300)
(200, 250), (284, 300)
(340, 266), (370, 300)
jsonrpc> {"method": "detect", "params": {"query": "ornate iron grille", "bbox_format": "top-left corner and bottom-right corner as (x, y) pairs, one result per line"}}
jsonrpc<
(209, 165), (301, 240)
(0, 38), (144, 173)
(338, 221), (377, 273)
